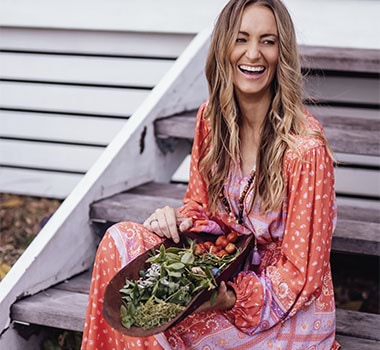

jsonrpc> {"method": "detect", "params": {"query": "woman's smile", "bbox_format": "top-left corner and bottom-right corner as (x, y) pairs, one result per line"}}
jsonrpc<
(238, 64), (266, 79)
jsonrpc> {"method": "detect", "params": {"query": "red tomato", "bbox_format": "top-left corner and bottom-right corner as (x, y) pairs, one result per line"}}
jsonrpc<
(215, 235), (228, 248)
(203, 241), (213, 250)
(194, 243), (205, 256)
(225, 242), (237, 254)
(216, 249), (228, 257)
(210, 245), (220, 254)
(227, 231), (238, 243)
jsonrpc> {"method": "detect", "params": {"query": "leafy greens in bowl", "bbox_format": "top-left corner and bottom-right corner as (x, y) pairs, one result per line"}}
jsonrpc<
(103, 231), (253, 337)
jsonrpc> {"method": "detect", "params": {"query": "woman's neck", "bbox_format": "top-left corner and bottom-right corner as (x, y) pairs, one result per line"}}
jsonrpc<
(237, 92), (272, 133)
(236, 92), (272, 176)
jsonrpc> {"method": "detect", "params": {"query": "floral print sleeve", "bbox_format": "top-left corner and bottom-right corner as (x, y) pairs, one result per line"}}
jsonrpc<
(224, 144), (336, 334)
(177, 103), (226, 234)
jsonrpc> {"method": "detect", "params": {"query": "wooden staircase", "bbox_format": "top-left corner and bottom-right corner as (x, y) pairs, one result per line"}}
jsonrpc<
(2, 41), (380, 348)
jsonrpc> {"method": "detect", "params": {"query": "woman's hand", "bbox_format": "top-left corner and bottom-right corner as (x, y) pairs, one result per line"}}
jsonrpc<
(196, 281), (236, 313)
(143, 206), (192, 243)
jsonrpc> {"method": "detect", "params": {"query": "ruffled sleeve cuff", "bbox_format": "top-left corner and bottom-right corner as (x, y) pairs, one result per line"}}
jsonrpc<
(224, 271), (264, 334)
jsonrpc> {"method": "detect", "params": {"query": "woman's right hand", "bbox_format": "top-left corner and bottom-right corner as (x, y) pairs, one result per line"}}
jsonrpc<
(143, 206), (192, 243)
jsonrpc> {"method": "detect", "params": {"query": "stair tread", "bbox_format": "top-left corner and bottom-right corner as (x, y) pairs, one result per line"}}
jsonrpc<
(53, 270), (92, 295)
(299, 45), (380, 74)
(11, 269), (380, 342)
(90, 182), (380, 256)
(12, 288), (87, 332)
(336, 335), (380, 350)
(155, 106), (380, 157)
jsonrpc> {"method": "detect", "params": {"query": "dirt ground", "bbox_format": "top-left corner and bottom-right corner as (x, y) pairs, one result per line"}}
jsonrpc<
(0, 193), (379, 349)
(0, 193), (61, 278)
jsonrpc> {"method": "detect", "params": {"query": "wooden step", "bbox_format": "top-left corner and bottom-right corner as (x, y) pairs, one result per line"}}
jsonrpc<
(90, 182), (380, 256)
(299, 46), (380, 74)
(155, 106), (380, 157)
(11, 270), (91, 332)
(11, 270), (380, 350)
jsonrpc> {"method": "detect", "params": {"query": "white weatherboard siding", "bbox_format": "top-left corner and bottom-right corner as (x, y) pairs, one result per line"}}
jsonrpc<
(0, 28), (185, 197)
(0, 28), (193, 57)
(0, 82), (150, 116)
(0, 53), (174, 87)
(0, 0), (228, 33)
(284, 0), (380, 50)
(0, 0), (378, 49)
(0, 168), (83, 198)
(0, 111), (126, 146)
(0, 140), (103, 173)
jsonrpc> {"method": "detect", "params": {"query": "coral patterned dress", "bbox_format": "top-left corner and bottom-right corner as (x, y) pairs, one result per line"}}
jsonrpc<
(82, 103), (340, 350)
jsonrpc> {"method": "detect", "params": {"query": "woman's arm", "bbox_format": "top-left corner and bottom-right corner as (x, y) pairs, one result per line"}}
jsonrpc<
(177, 102), (227, 235)
(224, 144), (336, 334)
(144, 102), (227, 242)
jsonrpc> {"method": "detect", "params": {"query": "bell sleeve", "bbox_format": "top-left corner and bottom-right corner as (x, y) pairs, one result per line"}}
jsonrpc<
(177, 102), (226, 234)
(224, 144), (337, 334)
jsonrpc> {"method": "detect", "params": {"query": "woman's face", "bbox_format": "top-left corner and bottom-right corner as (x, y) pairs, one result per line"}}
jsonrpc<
(229, 4), (279, 102)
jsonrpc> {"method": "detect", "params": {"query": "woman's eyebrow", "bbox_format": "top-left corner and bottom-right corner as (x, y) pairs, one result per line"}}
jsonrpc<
(260, 33), (278, 38)
(238, 31), (278, 38)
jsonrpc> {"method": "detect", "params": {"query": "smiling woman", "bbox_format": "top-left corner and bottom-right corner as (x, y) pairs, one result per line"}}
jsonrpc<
(82, 1), (340, 349)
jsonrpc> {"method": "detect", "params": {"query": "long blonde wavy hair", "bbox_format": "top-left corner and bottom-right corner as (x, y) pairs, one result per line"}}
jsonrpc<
(200, 0), (330, 214)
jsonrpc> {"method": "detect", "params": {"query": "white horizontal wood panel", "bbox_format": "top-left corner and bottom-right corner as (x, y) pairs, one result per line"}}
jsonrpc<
(0, 167), (82, 198)
(0, 28), (192, 58)
(336, 196), (379, 210)
(308, 105), (380, 120)
(1, 1), (379, 49)
(172, 155), (380, 198)
(336, 153), (380, 167)
(0, 52), (173, 87)
(0, 111), (126, 145)
(0, 82), (149, 116)
(335, 167), (380, 197)
(171, 154), (190, 183)
(0, 0), (227, 34)
(305, 75), (379, 105)
(0, 140), (104, 172)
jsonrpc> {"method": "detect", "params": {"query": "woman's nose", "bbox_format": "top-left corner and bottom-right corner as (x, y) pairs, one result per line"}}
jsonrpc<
(245, 43), (261, 60)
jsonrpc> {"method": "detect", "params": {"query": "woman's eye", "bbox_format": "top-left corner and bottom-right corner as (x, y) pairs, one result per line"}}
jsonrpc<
(263, 39), (275, 45)
(236, 37), (246, 43)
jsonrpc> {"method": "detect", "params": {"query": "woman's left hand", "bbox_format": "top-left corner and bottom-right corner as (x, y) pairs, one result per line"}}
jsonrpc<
(196, 281), (236, 313)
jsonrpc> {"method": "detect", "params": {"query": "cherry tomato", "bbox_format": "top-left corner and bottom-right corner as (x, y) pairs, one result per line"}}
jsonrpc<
(194, 244), (205, 256)
(225, 242), (237, 254)
(216, 249), (228, 257)
(215, 235), (228, 248)
(227, 231), (238, 243)
(210, 245), (220, 254)
(203, 241), (213, 250)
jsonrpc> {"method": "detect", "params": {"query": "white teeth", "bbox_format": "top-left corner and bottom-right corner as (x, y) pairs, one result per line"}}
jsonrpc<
(239, 65), (265, 72)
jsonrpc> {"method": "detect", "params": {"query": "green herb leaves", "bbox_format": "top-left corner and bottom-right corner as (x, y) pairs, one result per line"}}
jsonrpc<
(120, 239), (239, 330)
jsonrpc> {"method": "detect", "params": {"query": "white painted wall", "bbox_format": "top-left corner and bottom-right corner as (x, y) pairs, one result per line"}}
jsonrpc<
(0, 0), (379, 49)
(0, 0), (228, 33)
(284, 0), (380, 49)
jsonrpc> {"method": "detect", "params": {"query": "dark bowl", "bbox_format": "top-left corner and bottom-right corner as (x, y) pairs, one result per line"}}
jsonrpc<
(103, 232), (253, 337)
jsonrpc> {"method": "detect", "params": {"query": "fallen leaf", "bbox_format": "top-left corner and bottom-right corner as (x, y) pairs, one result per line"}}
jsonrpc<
(0, 198), (23, 209)
(0, 262), (11, 280)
